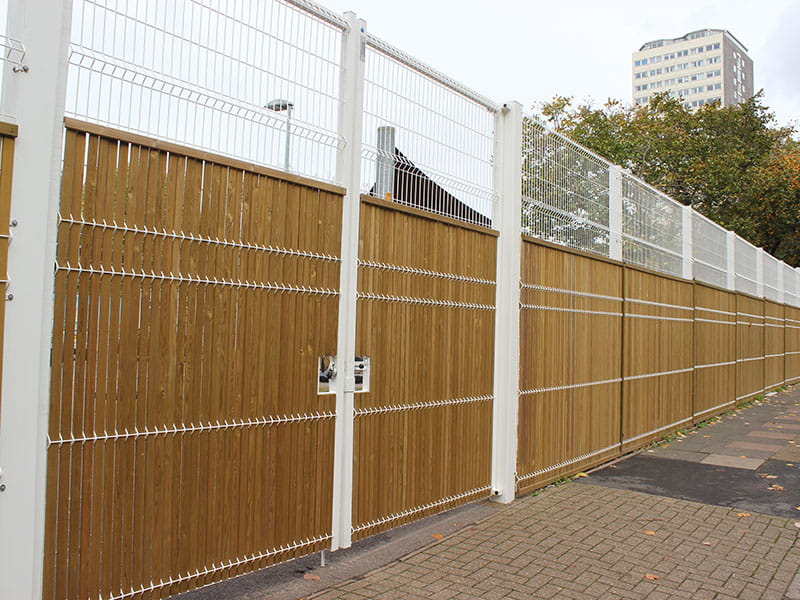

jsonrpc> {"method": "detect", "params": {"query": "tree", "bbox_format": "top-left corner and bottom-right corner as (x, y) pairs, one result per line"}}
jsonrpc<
(533, 92), (800, 265)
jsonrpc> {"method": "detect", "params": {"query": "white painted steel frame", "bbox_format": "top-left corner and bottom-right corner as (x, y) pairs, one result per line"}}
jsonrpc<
(608, 165), (623, 261)
(0, 2), (75, 600)
(491, 101), (522, 503)
(330, 10), (366, 551)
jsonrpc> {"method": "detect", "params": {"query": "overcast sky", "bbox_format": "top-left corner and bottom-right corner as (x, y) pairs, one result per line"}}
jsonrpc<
(322, 0), (800, 129)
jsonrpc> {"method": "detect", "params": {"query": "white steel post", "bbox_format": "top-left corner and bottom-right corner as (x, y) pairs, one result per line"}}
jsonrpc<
(331, 11), (366, 551)
(681, 205), (693, 280)
(491, 101), (523, 504)
(726, 231), (736, 291)
(756, 249), (765, 298)
(0, 1), (74, 599)
(608, 165), (623, 262)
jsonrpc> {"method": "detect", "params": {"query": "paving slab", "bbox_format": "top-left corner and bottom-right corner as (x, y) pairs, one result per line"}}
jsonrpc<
(700, 454), (764, 470)
(765, 422), (800, 430)
(747, 430), (796, 440)
(727, 440), (787, 453)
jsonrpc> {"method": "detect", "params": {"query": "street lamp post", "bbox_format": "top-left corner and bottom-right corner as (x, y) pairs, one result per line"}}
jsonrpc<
(267, 98), (294, 172)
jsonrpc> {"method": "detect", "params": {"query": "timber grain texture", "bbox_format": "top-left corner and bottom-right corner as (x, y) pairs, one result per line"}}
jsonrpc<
(44, 125), (342, 600)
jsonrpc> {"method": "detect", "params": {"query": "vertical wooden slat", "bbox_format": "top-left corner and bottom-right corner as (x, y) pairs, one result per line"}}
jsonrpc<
(0, 133), (15, 421)
(45, 128), (85, 600)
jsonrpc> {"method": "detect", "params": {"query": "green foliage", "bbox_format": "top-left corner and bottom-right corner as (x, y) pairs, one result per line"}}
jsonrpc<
(533, 92), (800, 265)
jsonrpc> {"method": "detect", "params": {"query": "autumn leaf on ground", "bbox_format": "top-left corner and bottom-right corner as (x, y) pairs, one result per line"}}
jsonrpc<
(702, 541), (712, 546)
(644, 530), (656, 536)
(431, 533), (444, 539)
(737, 513), (751, 517)
(303, 573), (321, 581)
(768, 484), (785, 491)
(575, 472), (588, 478)
(645, 574), (659, 581)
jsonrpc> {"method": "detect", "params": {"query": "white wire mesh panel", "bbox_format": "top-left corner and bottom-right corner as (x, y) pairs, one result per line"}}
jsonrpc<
(763, 253), (781, 302)
(521, 116), (611, 256)
(0, 0), (27, 121)
(361, 38), (496, 227)
(783, 263), (797, 306)
(67, 0), (345, 183)
(692, 211), (728, 288)
(734, 236), (759, 297)
(621, 173), (683, 277)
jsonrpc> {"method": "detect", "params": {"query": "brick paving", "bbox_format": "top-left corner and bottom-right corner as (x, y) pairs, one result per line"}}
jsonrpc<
(311, 483), (800, 599)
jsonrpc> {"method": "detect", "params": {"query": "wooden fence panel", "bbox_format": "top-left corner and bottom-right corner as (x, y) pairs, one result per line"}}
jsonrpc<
(736, 294), (765, 404)
(693, 283), (737, 422)
(43, 123), (342, 600)
(0, 124), (16, 420)
(352, 197), (496, 540)
(622, 268), (693, 452)
(764, 300), (785, 391)
(786, 305), (800, 385)
(517, 240), (623, 492)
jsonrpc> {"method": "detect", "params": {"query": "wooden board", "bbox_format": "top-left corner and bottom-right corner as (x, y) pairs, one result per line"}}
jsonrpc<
(43, 125), (342, 600)
(764, 300), (785, 391)
(0, 132), (15, 421)
(352, 199), (496, 540)
(517, 241), (623, 492)
(693, 283), (737, 422)
(736, 294), (765, 404)
(621, 267), (694, 452)
(786, 305), (800, 384)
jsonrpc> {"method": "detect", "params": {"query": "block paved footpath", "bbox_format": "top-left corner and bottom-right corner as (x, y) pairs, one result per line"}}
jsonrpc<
(310, 483), (800, 599)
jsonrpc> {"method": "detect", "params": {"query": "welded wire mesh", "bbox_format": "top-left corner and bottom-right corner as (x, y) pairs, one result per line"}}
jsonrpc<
(361, 38), (497, 227)
(763, 253), (782, 302)
(784, 263), (798, 307)
(692, 211), (728, 289)
(521, 116), (612, 256)
(621, 173), (683, 277)
(66, 0), (345, 182)
(0, 0), (26, 121)
(735, 236), (759, 297)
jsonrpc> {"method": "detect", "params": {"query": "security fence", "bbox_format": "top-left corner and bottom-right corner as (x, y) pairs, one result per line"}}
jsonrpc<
(1, 1), (799, 599)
